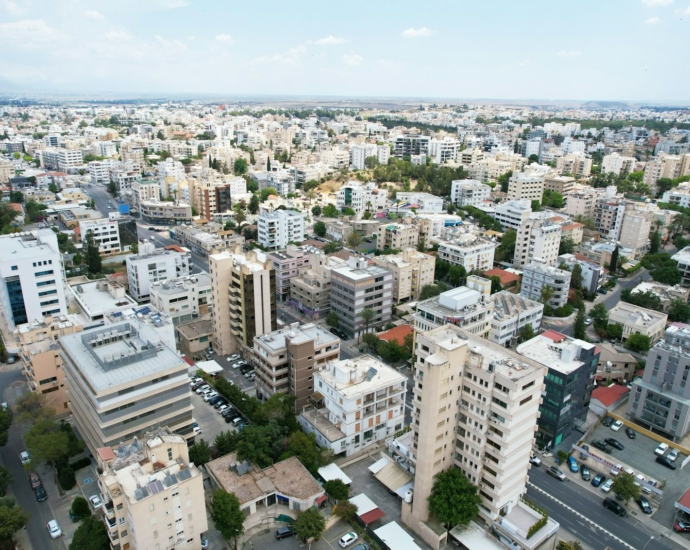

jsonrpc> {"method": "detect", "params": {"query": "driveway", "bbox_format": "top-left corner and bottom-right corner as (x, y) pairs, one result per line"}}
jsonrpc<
(190, 389), (238, 445)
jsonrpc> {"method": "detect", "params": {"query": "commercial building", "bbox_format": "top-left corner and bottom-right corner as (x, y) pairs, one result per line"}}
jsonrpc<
(371, 249), (435, 303)
(329, 256), (393, 339)
(489, 291), (544, 348)
(149, 274), (212, 325)
(175, 319), (213, 361)
(89, 161), (111, 184)
(507, 172), (544, 202)
(517, 330), (599, 447)
(126, 244), (191, 302)
(79, 218), (122, 256)
(513, 216), (562, 268)
(492, 200), (532, 232)
(375, 223), (419, 251)
(257, 209), (306, 250)
(520, 262), (571, 308)
(607, 302), (667, 345)
(450, 179), (491, 207)
(299, 355), (407, 457)
(0, 229), (68, 329)
(437, 233), (497, 273)
(140, 200), (193, 224)
(209, 248), (276, 355)
(97, 430), (207, 550)
(402, 324), (545, 549)
(60, 320), (194, 456)
(254, 323), (340, 412)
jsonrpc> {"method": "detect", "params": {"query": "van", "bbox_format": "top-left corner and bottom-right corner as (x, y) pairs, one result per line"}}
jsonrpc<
(603, 497), (626, 517)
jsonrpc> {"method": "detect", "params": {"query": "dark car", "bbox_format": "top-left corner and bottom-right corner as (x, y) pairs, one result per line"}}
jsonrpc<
(580, 467), (592, 482)
(625, 428), (636, 439)
(605, 438), (625, 451)
(208, 396), (223, 405)
(592, 440), (610, 452)
(579, 444), (589, 460)
(674, 521), (690, 533)
(637, 496), (653, 515)
(603, 497), (626, 517)
(656, 455), (677, 470)
(275, 526), (294, 540)
(352, 545), (371, 550)
(603, 417), (614, 427)
(592, 474), (605, 487)
(148, 227), (157, 231)
(34, 486), (47, 502)
(213, 399), (228, 409)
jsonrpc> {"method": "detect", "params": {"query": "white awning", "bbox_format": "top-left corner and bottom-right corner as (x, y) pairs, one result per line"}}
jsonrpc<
(196, 360), (223, 374)
(374, 522), (423, 550)
(374, 462), (412, 492)
(368, 456), (390, 475)
(318, 464), (353, 485)
(350, 493), (378, 516)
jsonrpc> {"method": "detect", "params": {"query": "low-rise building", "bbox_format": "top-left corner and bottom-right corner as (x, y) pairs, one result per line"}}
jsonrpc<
(395, 192), (444, 213)
(79, 218), (121, 256)
(140, 200), (192, 224)
(596, 342), (637, 384)
(492, 200), (532, 232)
(67, 278), (138, 330)
(520, 262), (571, 308)
(629, 281), (690, 312)
(437, 233), (497, 272)
(544, 175), (575, 195)
(672, 246), (690, 286)
(489, 291), (544, 347)
(126, 243), (191, 302)
(325, 219), (353, 242)
(376, 223), (419, 251)
(608, 303), (668, 344)
(149, 274), (212, 325)
(169, 223), (244, 258)
(450, 179), (491, 207)
(176, 319), (213, 361)
(370, 249), (435, 303)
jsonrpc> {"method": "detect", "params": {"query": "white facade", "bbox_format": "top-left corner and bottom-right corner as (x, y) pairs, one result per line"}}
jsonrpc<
(437, 235), (496, 272)
(520, 262), (571, 308)
(450, 179), (491, 207)
(336, 181), (388, 216)
(493, 200), (532, 231)
(126, 246), (191, 302)
(257, 209), (306, 250)
(602, 153), (636, 176)
(663, 186), (690, 209)
(514, 217), (562, 268)
(507, 171), (545, 202)
(429, 137), (460, 164)
(79, 219), (122, 255)
(351, 144), (378, 170)
(89, 161), (111, 184)
(149, 273), (212, 325)
(395, 192), (444, 213)
(490, 291), (544, 347)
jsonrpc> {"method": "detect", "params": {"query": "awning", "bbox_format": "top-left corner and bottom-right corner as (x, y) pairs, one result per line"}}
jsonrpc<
(374, 522), (423, 550)
(315, 494), (328, 505)
(318, 464), (353, 485)
(368, 457), (390, 475)
(676, 488), (690, 515)
(395, 481), (414, 499)
(196, 360), (223, 374)
(360, 508), (386, 524)
(350, 493), (385, 525)
(374, 461), (412, 493)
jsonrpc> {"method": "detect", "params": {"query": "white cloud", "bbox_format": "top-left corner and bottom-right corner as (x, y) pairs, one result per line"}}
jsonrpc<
(84, 10), (105, 20)
(315, 35), (346, 45)
(214, 34), (235, 45)
(0, 20), (68, 48)
(519, 59), (530, 67)
(642, 0), (672, 5)
(252, 45), (307, 65)
(0, 0), (24, 15)
(557, 50), (581, 57)
(154, 35), (189, 54)
(342, 53), (363, 66)
(156, 0), (190, 8)
(101, 30), (130, 41)
(401, 27), (435, 38)
(645, 16), (663, 23)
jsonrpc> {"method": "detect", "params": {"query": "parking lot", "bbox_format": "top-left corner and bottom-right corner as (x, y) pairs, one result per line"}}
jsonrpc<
(189, 389), (238, 444)
(244, 519), (367, 549)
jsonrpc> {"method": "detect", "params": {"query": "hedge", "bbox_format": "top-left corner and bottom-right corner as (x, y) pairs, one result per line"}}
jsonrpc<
(70, 457), (92, 471)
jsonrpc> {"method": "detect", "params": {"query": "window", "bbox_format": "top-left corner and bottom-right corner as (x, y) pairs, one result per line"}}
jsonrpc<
(520, 395), (533, 406)
(10, 266), (17, 271)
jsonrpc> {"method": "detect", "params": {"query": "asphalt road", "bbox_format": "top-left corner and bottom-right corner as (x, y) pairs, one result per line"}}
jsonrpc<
(528, 465), (683, 550)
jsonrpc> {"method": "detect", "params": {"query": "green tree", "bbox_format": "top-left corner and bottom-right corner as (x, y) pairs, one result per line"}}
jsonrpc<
(326, 311), (339, 327)
(69, 514), (110, 549)
(0, 498), (30, 548)
(590, 303), (609, 332)
(233, 158), (248, 175)
(611, 472), (640, 503)
(24, 419), (69, 471)
(449, 265), (467, 287)
(531, 200), (541, 211)
(0, 409), (11, 448)
(248, 194), (260, 214)
(210, 490), (245, 550)
(347, 231), (362, 248)
(9, 191), (24, 203)
(323, 204), (339, 217)
(84, 230), (102, 275)
(669, 298), (690, 323)
(520, 323), (535, 342)
(364, 156), (379, 169)
(359, 307), (375, 343)
(428, 468), (481, 533)
(48, 183), (58, 194)
(420, 284), (442, 300)
(559, 237), (575, 256)
(489, 276), (502, 294)
(609, 246), (619, 273)
(539, 285), (554, 306)
(621, 289), (662, 311)
(279, 431), (322, 476)
(58, 465), (76, 490)
(417, 236), (426, 252)
(234, 209), (246, 225)
(495, 229), (517, 263)
(214, 431), (238, 456)
(570, 263), (583, 290)
(498, 170), (512, 193)
(292, 507), (326, 544)
(189, 438), (211, 466)
(606, 323), (623, 340)
(107, 181), (117, 196)
(528, 154), (539, 164)
(573, 307), (586, 340)
(334, 500), (358, 522)
(650, 230), (661, 255)
(0, 468), (12, 497)
(14, 392), (52, 424)
(556, 541), (583, 550)
(324, 479), (350, 501)
(70, 496), (91, 522)
(312, 205), (322, 216)
(323, 241), (340, 253)
(626, 333), (651, 352)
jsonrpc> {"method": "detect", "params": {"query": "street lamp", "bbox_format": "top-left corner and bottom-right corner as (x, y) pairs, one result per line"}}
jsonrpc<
(643, 535), (654, 550)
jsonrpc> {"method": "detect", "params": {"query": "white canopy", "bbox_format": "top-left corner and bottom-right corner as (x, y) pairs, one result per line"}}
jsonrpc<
(196, 360), (223, 375)
(318, 463), (353, 485)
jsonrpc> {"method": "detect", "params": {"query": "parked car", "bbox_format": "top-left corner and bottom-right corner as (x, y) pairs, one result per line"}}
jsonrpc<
(674, 521), (690, 533)
(592, 440), (610, 452)
(195, 385), (210, 395)
(625, 428), (636, 439)
(275, 526), (294, 540)
(232, 361), (247, 370)
(203, 391), (219, 402)
(668, 449), (680, 462)
(603, 417), (614, 427)
(567, 456), (579, 473)
(601, 479), (614, 493)
(636, 496), (653, 515)
(208, 396), (223, 406)
(218, 405), (229, 415)
(598, 288), (608, 295)
(19, 451), (30, 465)
(339, 532), (359, 548)
(189, 377), (202, 386)
(584, 317), (592, 325)
(352, 545), (371, 550)
(655, 442), (669, 456)
(232, 417), (243, 427)
(656, 455), (677, 470)
(605, 438), (624, 451)
(547, 466), (566, 481)
(34, 486), (47, 502)
(89, 495), (103, 510)
(611, 420), (624, 432)
(580, 467), (592, 482)
(29, 472), (42, 490)
(227, 354), (241, 363)
(579, 444), (589, 460)
(591, 474), (605, 487)
(213, 399), (228, 409)
(603, 497), (626, 517)
(529, 454), (541, 466)
(47, 520), (62, 539)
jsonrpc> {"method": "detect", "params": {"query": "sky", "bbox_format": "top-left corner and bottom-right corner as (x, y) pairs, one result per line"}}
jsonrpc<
(0, 0), (689, 102)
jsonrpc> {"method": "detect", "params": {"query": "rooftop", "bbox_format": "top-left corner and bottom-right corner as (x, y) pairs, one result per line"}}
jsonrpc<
(209, 249), (270, 272)
(151, 274), (211, 297)
(491, 291), (543, 322)
(1, 229), (59, 260)
(176, 319), (213, 339)
(483, 268), (520, 286)
(517, 331), (594, 375)
(592, 384), (630, 407)
(377, 325), (414, 345)
(255, 322), (339, 352)
(318, 355), (406, 399)
(68, 279), (137, 319)
(609, 302), (668, 326)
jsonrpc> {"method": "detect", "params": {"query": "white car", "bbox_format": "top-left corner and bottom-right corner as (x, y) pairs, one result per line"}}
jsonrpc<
(195, 385), (210, 395)
(227, 354), (241, 363)
(189, 377), (202, 386)
(89, 495), (103, 510)
(601, 479), (614, 493)
(47, 520), (62, 539)
(529, 454), (541, 466)
(655, 442), (669, 456)
(339, 532), (358, 548)
(19, 451), (30, 465)
(203, 391), (218, 402)
(218, 405), (229, 414)
(668, 448), (680, 462)
(611, 420), (624, 432)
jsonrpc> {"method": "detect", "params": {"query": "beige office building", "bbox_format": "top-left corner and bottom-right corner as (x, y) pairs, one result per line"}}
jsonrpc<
(97, 430), (207, 550)
(209, 248), (276, 355)
(376, 223), (419, 251)
(544, 175), (575, 195)
(402, 324), (546, 549)
(608, 302), (668, 345)
(371, 249), (435, 303)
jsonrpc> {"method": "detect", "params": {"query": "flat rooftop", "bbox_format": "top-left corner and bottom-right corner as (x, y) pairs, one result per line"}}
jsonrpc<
(318, 355), (407, 398)
(331, 263), (389, 281)
(491, 291), (542, 322)
(151, 274), (211, 296)
(255, 322), (339, 352)
(68, 280), (136, 317)
(517, 331), (593, 375)
(210, 249), (268, 272)
(609, 302), (667, 326)
(0, 229), (59, 260)
(176, 319), (212, 339)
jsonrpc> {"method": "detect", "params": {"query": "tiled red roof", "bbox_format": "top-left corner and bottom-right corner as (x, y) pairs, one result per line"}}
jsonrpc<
(483, 268), (520, 285)
(592, 384), (629, 407)
(378, 325), (413, 345)
(541, 330), (566, 343)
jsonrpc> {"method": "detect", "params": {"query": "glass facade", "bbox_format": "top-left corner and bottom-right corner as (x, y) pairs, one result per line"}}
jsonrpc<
(5, 276), (27, 325)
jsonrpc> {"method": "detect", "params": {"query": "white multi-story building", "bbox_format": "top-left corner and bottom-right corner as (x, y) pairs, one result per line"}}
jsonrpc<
(0, 230), (68, 330)
(507, 171), (545, 202)
(79, 219), (121, 256)
(492, 200), (532, 231)
(672, 246), (690, 286)
(513, 216), (562, 268)
(490, 291), (544, 347)
(149, 273), (212, 325)
(89, 161), (111, 184)
(336, 181), (388, 217)
(257, 209), (306, 250)
(351, 143), (378, 170)
(429, 137), (460, 164)
(520, 262), (571, 308)
(298, 355), (407, 457)
(131, 180), (160, 210)
(450, 179), (491, 207)
(395, 192), (444, 213)
(126, 242), (191, 302)
(663, 184), (690, 209)
(437, 233), (497, 272)
(37, 148), (83, 172)
(602, 153), (636, 176)
(112, 170), (138, 193)
(557, 254), (604, 295)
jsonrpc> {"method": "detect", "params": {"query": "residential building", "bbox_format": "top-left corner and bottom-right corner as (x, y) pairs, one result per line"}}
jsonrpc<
(330, 256), (393, 339)
(257, 209), (306, 251)
(336, 181), (388, 217)
(97, 430), (207, 550)
(169, 223), (244, 259)
(267, 246), (310, 301)
(489, 291), (544, 347)
(60, 320), (194, 456)
(507, 172), (544, 202)
(513, 215), (562, 268)
(596, 342), (637, 384)
(112, 170), (138, 193)
(67, 278), (138, 330)
(602, 153), (636, 176)
(325, 219), (353, 242)
(395, 192), (444, 213)
(371, 249), (435, 303)
(466, 158), (515, 184)
(559, 222), (584, 245)
(176, 319), (213, 361)
(437, 232), (497, 272)
(402, 324), (545, 548)
(209, 248), (276, 355)
(627, 325), (690, 440)
(544, 175), (575, 195)
(149, 274), (212, 325)
(0, 159), (14, 183)
(126, 244), (191, 302)
(557, 253), (604, 295)
(663, 186), (690, 209)
(644, 153), (682, 190)
(0, 229), (68, 329)
(630, 281), (690, 312)
(394, 134), (431, 158)
(556, 154), (591, 177)
(608, 302), (667, 344)
(520, 262), (571, 308)
(429, 137), (460, 164)
(619, 205), (654, 259)
(564, 189), (598, 219)
(577, 240), (634, 268)
(376, 223), (419, 251)
(37, 148), (83, 172)
(351, 143), (387, 170)
(450, 179), (491, 207)
(140, 200), (193, 224)
(492, 200), (532, 232)
(89, 161), (111, 184)
(254, 323), (340, 412)
(131, 180), (160, 211)
(517, 330), (599, 447)
(79, 218), (122, 256)
(299, 355), (407, 457)
(594, 197), (626, 241)
(673, 246), (690, 286)
(289, 253), (345, 319)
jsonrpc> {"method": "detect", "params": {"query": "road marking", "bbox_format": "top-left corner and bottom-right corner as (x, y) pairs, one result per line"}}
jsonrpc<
(527, 482), (636, 550)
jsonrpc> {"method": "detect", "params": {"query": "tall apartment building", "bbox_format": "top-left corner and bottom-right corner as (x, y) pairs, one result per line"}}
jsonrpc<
(371, 249), (435, 303)
(254, 323), (340, 412)
(126, 244), (191, 302)
(149, 274), (212, 325)
(517, 330), (599, 447)
(619, 205), (654, 259)
(602, 153), (636, 176)
(437, 234), (497, 272)
(394, 134), (431, 158)
(492, 200), (532, 231)
(428, 137), (460, 164)
(289, 253), (346, 319)
(79, 218), (122, 256)
(402, 324), (545, 547)
(97, 430), (208, 550)
(594, 197), (626, 241)
(0, 230), (68, 329)
(450, 179), (491, 207)
(375, 223), (419, 251)
(89, 160), (111, 184)
(556, 154), (592, 177)
(520, 262), (571, 308)
(131, 180), (160, 210)
(37, 148), (83, 172)
(330, 256), (393, 339)
(267, 246), (310, 301)
(257, 209), (306, 251)
(18, 314), (83, 413)
(673, 246), (690, 286)
(209, 248), (276, 355)
(513, 216), (562, 268)
(627, 326), (690, 440)
(298, 355), (407, 457)
(350, 144), (390, 170)
(60, 320), (194, 456)
(644, 153), (682, 190)
(507, 171), (545, 202)
(544, 175), (575, 195)
(564, 189), (598, 218)
(336, 181), (388, 217)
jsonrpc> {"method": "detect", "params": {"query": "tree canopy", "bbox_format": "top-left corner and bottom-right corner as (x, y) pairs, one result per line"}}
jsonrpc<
(611, 472), (640, 503)
(428, 468), (481, 532)
(292, 508), (326, 544)
(210, 490), (245, 550)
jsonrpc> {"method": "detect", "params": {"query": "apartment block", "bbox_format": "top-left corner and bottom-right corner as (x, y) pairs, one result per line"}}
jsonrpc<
(544, 175), (575, 195)
(336, 181), (388, 217)
(564, 189), (598, 218)
(395, 192), (445, 213)
(149, 274), (212, 325)
(89, 161), (111, 184)
(60, 321), (194, 456)
(257, 209), (306, 250)
(370, 249), (435, 303)
(131, 180), (160, 210)
(437, 234), (497, 272)
(450, 179), (491, 207)
(402, 324), (545, 547)
(376, 223), (419, 251)
(298, 355), (407, 457)
(140, 200), (193, 224)
(594, 198), (626, 241)
(97, 430), (207, 550)
(556, 154), (592, 177)
(492, 200), (532, 232)
(673, 246), (690, 286)
(517, 330), (599, 447)
(602, 153), (636, 176)
(267, 246), (310, 301)
(37, 148), (83, 172)
(513, 216), (562, 268)
(254, 323), (340, 412)
(608, 302), (667, 345)
(330, 256), (393, 339)
(507, 172), (544, 202)
(126, 245), (191, 302)
(489, 291), (544, 347)
(557, 254), (604, 295)
(466, 159), (515, 184)
(429, 137), (460, 164)
(79, 218), (122, 255)
(644, 153), (682, 189)
(619, 205), (654, 259)
(394, 134), (431, 158)
(520, 262), (571, 308)
(289, 253), (346, 319)
(209, 248), (276, 355)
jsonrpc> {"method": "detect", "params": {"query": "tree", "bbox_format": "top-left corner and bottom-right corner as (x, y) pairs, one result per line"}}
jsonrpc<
(248, 194), (260, 214)
(364, 156), (379, 169)
(420, 284), (442, 300)
(556, 542), (583, 550)
(214, 431), (238, 457)
(498, 170), (512, 193)
(233, 158), (248, 175)
(107, 181), (117, 196)
(189, 439), (211, 466)
(519, 323), (535, 342)
(611, 472), (640, 503)
(69, 515), (109, 550)
(570, 264), (583, 290)
(359, 307), (375, 343)
(559, 237), (575, 256)
(312, 205), (322, 216)
(210, 490), (245, 550)
(0, 409), (11, 448)
(83, 230), (102, 275)
(24, 419), (69, 469)
(489, 276), (502, 294)
(626, 333), (651, 352)
(539, 285), (554, 306)
(606, 323), (623, 340)
(234, 210), (246, 225)
(292, 507), (326, 544)
(669, 298), (690, 323)
(326, 311), (339, 327)
(494, 229), (517, 263)
(58, 465), (76, 490)
(0, 498), (30, 548)
(341, 207), (356, 216)
(323, 204), (339, 217)
(417, 236), (426, 252)
(621, 289), (662, 311)
(449, 265), (467, 287)
(334, 500), (358, 522)
(573, 307), (586, 340)
(0, 468), (12, 497)
(531, 200), (541, 212)
(323, 241), (340, 254)
(650, 230), (661, 255)
(528, 154), (539, 164)
(428, 468), (481, 533)
(70, 496), (91, 522)
(324, 479), (350, 501)
(590, 303), (609, 332)
(609, 246), (620, 273)
(280, 431), (322, 475)
(347, 231), (362, 248)
(14, 392), (52, 424)
(9, 191), (24, 203)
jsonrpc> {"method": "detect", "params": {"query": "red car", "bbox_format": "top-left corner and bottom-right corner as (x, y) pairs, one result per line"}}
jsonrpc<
(674, 521), (690, 533)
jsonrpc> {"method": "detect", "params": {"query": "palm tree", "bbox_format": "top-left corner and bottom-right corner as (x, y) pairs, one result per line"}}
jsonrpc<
(539, 284), (554, 306)
(359, 307), (375, 344)
(306, 190), (316, 206)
